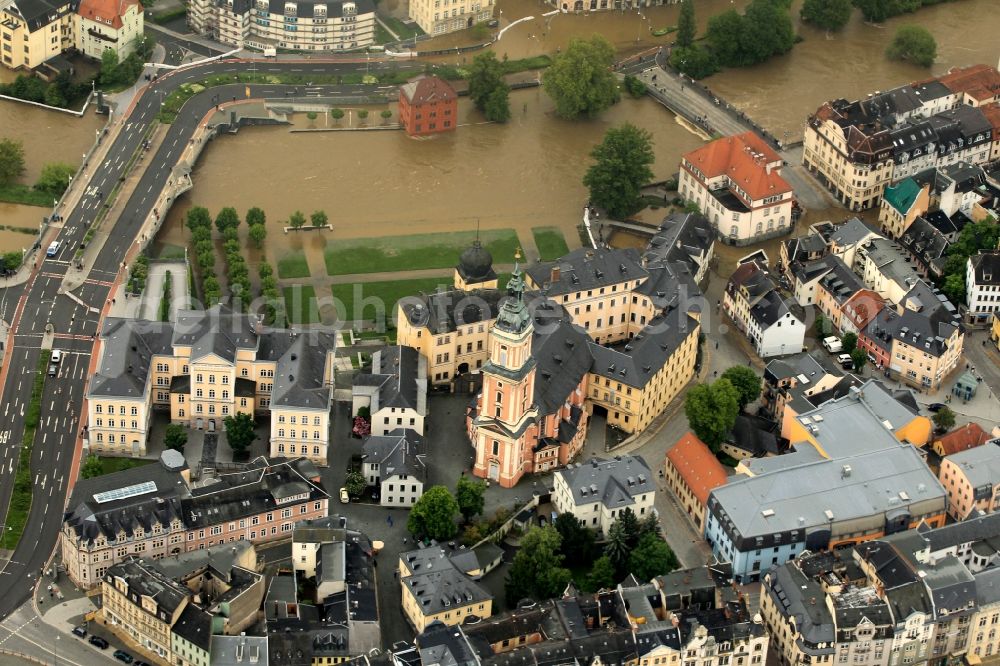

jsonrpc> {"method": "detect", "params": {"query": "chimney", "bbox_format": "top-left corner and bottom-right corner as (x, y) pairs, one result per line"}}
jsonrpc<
(765, 163), (774, 175)
(551, 266), (561, 284)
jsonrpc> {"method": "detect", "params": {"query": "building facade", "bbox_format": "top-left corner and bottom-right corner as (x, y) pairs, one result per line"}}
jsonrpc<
(86, 307), (336, 465)
(551, 455), (655, 536)
(76, 0), (143, 60)
(663, 433), (727, 532)
(186, 0), (375, 51)
(407, 0), (492, 36)
(398, 74), (457, 136)
(939, 439), (1000, 521)
(679, 131), (796, 245)
(967, 250), (1000, 325)
(723, 259), (806, 358)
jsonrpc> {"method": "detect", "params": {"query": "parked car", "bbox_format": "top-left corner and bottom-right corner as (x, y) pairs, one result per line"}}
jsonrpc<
(927, 403), (947, 412)
(113, 649), (134, 664)
(822, 336), (843, 353)
(88, 636), (109, 649)
(72, 625), (87, 638)
(339, 487), (350, 504)
(837, 353), (853, 369)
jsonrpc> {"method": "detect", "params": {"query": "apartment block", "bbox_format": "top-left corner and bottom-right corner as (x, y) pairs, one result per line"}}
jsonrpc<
(407, 0), (492, 36)
(552, 455), (655, 536)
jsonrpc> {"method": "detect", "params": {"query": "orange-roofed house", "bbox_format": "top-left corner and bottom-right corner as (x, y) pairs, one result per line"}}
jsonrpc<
(839, 289), (887, 337)
(664, 433), (728, 531)
(398, 74), (457, 137)
(936, 64), (1000, 108)
(679, 131), (796, 246)
(76, 0), (144, 61)
(932, 422), (992, 458)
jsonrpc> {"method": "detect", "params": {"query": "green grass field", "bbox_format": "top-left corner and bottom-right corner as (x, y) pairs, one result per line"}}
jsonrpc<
(97, 457), (154, 475)
(324, 229), (520, 276)
(332, 277), (452, 322)
(283, 285), (320, 324)
(277, 250), (311, 279)
(532, 227), (570, 261)
(380, 15), (425, 40)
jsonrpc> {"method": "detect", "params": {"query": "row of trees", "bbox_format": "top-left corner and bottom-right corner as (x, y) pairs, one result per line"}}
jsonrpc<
(506, 508), (677, 605)
(187, 206), (223, 305)
(0, 71), (92, 109)
(684, 366), (761, 452)
(0, 138), (75, 196)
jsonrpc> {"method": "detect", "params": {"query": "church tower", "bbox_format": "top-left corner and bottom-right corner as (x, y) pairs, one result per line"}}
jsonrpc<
(472, 259), (539, 487)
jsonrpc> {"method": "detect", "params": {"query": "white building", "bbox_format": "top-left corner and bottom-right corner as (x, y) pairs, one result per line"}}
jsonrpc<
(552, 456), (655, 536)
(966, 251), (1000, 325)
(723, 259), (806, 358)
(679, 131), (796, 246)
(352, 345), (428, 437)
(361, 428), (426, 507)
(76, 0), (144, 60)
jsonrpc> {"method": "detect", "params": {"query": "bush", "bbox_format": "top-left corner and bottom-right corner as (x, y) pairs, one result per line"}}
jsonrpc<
(886, 25), (936, 67)
(623, 74), (647, 98)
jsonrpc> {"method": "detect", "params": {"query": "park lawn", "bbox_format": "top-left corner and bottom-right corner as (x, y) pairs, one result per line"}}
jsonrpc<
(324, 229), (520, 276)
(283, 285), (320, 324)
(331, 277), (452, 322)
(532, 227), (570, 261)
(97, 457), (154, 475)
(277, 250), (311, 279)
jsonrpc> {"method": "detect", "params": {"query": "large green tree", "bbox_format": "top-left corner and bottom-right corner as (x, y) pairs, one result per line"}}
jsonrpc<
(604, 520), (630, 576)
(215, 207), (241, 234)
(676, 0), (696, 48)
(246, 207), (266, 227)
(684, 378), (740, 451)
(886, 25), (936, 67)
(455, 475), (487, 523)
(186, 206), (212, 232)
(468, 51), (510, 123)
(932, 406), (956, 433)
(483, 86), (512, 123)
(81, 455), (103, 479)
(841, 332), (858, 354)
(407, 485), (460, 540)
(505, 526), (571, 605)
(249, 224), (267, 249)
(707, 0), (795, 68)
(345, 471), (366, 498)
(543, 35), (620, 119)
(554, 512), (596, 567)
(583, 123), (655, 219)
(801, 0), (853, 30)
(586, 555), (617, 592)
(669, 45), (719, 80)
(164, 423), (187, 451)
(720, 366), (762, 411)
(0, 138), (26, 186)
(852, 0), (921, 23)
(34, 162), (75, 196)
(223, 412), (256, 455)
(628, 532), (679, 581)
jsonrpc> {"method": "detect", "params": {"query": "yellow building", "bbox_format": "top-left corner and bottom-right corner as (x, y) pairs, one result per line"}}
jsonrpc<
(0, 0), (75, 70)
(993, 312), (1000, 349)
(399, 553), (493, 632)
(87, 306), (336, 464)
(408, 0), (493, 37)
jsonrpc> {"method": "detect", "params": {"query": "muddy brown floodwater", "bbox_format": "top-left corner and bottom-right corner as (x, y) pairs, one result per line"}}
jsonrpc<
(155, 90), (705, 264)
(0, 99), (105, 253)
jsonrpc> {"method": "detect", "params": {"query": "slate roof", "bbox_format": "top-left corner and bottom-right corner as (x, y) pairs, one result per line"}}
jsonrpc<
(525, 247), (647, 297)
(898, 216), (951, 276)
(943, 439), (1000, 487)
(587, 311), (698, 389)
(106, 557), (190, 616)
(970, 250), (1000, 287)
(210, 636), (269, 666)
(829, 217), (875, 247)
(401, 560), (492, 617)
(89, 318), (173, 399)
(526, 305), (592, 413)
(173, 604), (214, 652)
(764, 352), (826, 385)
(353, 345), (426, 413)
(4, 0), (76, 32)
(399, 287), (506, 335)
(270, 332), (337, 410)
(557, 455), (653, 510)
(889, 280), (963, 357)
(766, 563), (834, 650)
(400, 74), (457, 105)
(64, 451), (189, 546)
(362, 428), (425, 482)
(172, 306), (258, 362)
(643, 212), (714, 276)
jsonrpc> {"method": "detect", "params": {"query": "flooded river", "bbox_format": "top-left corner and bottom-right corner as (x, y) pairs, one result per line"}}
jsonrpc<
(156, 90), (705, 263)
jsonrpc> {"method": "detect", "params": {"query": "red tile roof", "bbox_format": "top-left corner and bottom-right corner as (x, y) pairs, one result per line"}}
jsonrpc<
(78, 0), (141, 29)
(682, 131), (792, 203)
(936, 423), (991, 456)
(841, 289), (887, 330)
(400, 75), (457, 106)
(665, 433), (728, 506)
(978, 102), (1000, 133)
(937, 64), (1000, 102)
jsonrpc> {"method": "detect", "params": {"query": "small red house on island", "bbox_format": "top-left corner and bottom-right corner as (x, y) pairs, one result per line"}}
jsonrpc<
(398, 74), (457, 137)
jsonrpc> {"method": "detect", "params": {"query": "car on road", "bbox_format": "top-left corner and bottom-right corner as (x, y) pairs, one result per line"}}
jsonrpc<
(88, 635), (109, 649)
(113, 649), (134, 664)
(927, 403), (947, 412)
(50, 349), (62, 364)
(46, 240), (62, 258)
(48, 362), (58, 377)
(837, 353), (853, 369)
(339, 487), (349, 504)
(72, 625), (87, 638)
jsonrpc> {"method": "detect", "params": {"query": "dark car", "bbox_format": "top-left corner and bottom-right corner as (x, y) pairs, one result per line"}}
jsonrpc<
(927, 403), (947, 412)
(134, 661), (153, 666)
(113, 650), (134, 664)
(72, 625), (87, 638)
(89, 635), (109, 649)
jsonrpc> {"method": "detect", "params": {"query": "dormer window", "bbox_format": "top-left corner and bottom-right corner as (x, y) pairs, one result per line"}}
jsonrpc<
(342, 1), (355, 14)
(284, 2), (296, 15)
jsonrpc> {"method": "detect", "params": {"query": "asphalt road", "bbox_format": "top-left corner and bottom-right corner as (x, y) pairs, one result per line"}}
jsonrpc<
(0, 54), (400, 622)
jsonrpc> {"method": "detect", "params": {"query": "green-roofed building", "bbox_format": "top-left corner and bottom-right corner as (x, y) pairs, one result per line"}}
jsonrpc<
(879, 178), (928, 238)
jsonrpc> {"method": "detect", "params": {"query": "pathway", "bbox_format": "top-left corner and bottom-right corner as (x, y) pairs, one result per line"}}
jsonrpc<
(138, 261), (188, 320)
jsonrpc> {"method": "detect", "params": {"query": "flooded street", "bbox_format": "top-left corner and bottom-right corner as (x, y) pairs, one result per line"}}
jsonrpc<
(156, 90), (705, 264)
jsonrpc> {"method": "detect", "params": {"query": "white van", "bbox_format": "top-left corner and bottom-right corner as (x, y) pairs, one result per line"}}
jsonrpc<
(46, 240), (62, 258)
(822, 336), (843, 353)
(50, 349), (62, 364)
